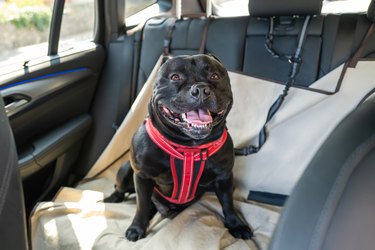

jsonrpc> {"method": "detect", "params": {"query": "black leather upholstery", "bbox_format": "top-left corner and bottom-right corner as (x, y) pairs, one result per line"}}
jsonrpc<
(206, 17), (249, 72)
(244, 16), (324, 86)
(249, 0), (322, 17)
(368, 0), (375, 22)
(269, 97), (375, 250)
(136, 18), (207, 94)
(0, 98), (28, 249)
(319, 14), (371, 77)
(365, 1), (375, 58)
(136, 16), (249, 94)
(135, 0), (375, 91)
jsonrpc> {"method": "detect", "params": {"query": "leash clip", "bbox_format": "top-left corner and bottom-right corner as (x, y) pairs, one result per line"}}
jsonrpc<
(288, 55), (301, 65)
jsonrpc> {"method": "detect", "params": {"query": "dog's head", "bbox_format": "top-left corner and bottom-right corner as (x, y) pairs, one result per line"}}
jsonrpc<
(150, 54), (233, 141)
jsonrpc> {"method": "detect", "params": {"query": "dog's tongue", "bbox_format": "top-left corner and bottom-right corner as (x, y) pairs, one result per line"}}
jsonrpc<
(186, 109), (212, 124)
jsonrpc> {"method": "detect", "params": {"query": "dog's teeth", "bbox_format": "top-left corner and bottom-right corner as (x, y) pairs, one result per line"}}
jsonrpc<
(188, 123), (211, 128)
(181, 113), (187, 122)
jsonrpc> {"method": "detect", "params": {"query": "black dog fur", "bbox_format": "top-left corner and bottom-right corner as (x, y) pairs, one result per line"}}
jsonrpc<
(105, 54), (253, 241)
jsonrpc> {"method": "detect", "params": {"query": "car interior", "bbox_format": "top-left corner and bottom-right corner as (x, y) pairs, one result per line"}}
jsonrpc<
(0, 0), (375, 249)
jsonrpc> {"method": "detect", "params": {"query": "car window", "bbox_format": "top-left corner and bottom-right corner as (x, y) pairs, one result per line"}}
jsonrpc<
(0, 0), (96, 70)
(126, 0), (156, 18)
(125, 0), (158, 27)
(322, 0), (372, 14)
(212, 0), (249, 17)
(0, 0), (53, 68)
(58, 0), (95, 53)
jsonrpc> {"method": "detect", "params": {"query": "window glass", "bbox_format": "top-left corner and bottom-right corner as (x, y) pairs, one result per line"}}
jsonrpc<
(125, 0), (156, 18)
(322, 0), (371, 14)
(0, 0), (53, 68)
(124, 0), (158, 27)
(212, 0), (249, 17)
(58, 0), (95, 53)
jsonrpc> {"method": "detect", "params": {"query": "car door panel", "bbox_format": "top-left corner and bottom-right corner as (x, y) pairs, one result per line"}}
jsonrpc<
(0, 44), (105, 210)
(19, 114), (91, 179)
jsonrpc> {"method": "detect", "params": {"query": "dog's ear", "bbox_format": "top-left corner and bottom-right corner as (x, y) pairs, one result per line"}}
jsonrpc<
(207, 53), (222, 63)
(162, 55), (173, 65)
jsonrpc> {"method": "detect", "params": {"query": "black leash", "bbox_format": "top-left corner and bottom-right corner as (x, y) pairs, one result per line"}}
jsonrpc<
(235, 16), (311, 156)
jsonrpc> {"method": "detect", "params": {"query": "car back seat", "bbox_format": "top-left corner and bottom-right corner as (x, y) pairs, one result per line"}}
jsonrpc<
(136, 18), (208, 94)
(320, 12), (375, 78)
(131, 0), (375, 197)
(136, 0), (325, 91)
(136, 0), (375, 90)
(244, 0), (323, 86)
(268, 8), (375, 247)
(136, 15), (249, 94)
(80, 0), (375, 191)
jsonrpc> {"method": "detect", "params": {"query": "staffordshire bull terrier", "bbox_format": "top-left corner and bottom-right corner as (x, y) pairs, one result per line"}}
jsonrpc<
(105, 54), (253, 241)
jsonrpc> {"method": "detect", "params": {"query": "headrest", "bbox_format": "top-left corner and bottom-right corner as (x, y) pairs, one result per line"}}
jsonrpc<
(249, 0), (322, 17)
(368, 0), (375, 22)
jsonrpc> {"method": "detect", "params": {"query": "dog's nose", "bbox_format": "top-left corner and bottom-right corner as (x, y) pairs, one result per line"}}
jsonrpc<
(190, 84), (211, 100)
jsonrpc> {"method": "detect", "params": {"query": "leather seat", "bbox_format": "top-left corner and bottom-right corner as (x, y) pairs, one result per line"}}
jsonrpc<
(244, 0), (323, 86)
(270, 3), (375, 249)
(269, 95), (375, 250)
(0, 97), (28, 250)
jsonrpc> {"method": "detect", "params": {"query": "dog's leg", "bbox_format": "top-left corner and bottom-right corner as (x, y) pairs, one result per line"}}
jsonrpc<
(215, 174), (253, 239)
(125, 172), (156, 241)
(104, 162), (134, 203)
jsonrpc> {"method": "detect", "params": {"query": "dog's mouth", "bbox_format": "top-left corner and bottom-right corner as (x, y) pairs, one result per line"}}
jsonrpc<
(159, 105), (225, 131)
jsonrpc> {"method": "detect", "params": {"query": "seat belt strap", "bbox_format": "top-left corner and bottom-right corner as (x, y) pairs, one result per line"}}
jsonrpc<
(163, 18), (177, 56)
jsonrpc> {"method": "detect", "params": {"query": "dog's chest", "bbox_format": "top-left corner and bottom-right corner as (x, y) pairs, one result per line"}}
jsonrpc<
(144, 118), (229, 204)
(154, 157), (217, 204)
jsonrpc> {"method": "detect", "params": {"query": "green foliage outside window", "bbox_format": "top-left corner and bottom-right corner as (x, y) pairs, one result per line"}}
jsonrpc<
(0, 0), (51, 31)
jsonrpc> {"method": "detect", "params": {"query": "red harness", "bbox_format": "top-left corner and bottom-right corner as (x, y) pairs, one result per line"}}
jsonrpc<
(145, 118), (228, 204)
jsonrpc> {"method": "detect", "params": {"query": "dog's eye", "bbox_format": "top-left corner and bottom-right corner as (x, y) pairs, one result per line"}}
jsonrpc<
(170, 74), (181, 81)
(210, 73), (220, 80)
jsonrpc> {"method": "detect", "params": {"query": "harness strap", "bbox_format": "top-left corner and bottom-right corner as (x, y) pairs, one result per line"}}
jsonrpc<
(235, 15), (311, 156)
(145, 118), (227, 204)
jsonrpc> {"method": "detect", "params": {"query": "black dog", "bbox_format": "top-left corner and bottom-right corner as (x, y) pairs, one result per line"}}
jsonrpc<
(105, 54), (253, 241)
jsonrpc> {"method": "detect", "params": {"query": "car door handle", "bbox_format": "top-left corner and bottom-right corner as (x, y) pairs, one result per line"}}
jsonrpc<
(5, 99), (29, 114)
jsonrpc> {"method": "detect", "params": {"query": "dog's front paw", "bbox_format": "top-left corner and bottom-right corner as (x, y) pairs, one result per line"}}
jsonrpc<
(103, 191), (125, 203)
(125, 225), (146, 241)
(227, 224), (253, 240)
